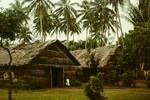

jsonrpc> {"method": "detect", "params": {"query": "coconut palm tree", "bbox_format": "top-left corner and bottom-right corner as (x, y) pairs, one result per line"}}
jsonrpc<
(79, 0), (118, 49)
(139, 0), (150, 21)
(11, 0), (29, 24)
(50, 14), (61, 40)
(92, 0), (118, 33)
(127, 3), (145, 26)
(106, 0), (125, 46)
(19, 26), (32, 44)
(127, 0), (150, 26)
(91, 0), (119, 47)
(23, 0), (54, 41)
(84, 0), (118, 47)
(10, 0), (31, 45)
(79, 0), (92, 50)
(54, 0), (81, 48)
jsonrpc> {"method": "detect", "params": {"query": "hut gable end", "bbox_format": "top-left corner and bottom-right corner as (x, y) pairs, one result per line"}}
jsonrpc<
(31, 42), (79, 65)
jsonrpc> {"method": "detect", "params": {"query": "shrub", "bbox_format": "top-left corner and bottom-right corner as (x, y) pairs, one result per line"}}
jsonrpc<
(29, 80), (49, 89)
(84, 73), (106, 100)
(147, 81), (150, 88)
(109, 70), (120, 86)
(13, 83), (30, 89)
(70, 80), (82, 87)
(147, 73), (150, 88)
(121, 71), (134, 87)
(0, 80), (10, 88)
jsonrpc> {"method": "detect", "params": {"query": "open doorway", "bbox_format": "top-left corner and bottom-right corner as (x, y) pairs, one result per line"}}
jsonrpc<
(52, 67), (63, 87)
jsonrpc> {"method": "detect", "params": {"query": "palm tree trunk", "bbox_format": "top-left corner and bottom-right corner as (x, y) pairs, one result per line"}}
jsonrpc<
(85, 30), (88, 50)
(116, 16), (119, 45)
(40, 14), (44, 41)
(72, 34), (75, 48)
(90, 37), (93, 50)
(73, 34), (75, 42)
(67, 34), (69, 49)
(146, 2), (150, 30)
(117, 10), (124, 47)
(0, 38), (3, 46)
(40, 1), (44, 41)
(56, 33), (58, 40)
(66, 29), (70, 49)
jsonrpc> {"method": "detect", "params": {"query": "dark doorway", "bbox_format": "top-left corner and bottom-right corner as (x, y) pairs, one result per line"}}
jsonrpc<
(52, 67), (63, 87)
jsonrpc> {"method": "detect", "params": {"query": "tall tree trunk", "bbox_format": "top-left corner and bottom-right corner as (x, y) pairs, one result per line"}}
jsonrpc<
(116, 16), (119, 45)
(40, 2), (44, 41)
(2, 47), (12, 100)
(56, 33), (58, 40)
(85, 30), (88, 50)
(67, 34), (69, 49)
(8, 49), (12, 100)
(90, 37), (93, 52)
(0, 38), (3, 46)
(40, 14), (44, 41)
(73, 34), (75, 47)
(66, 29), (69, 49)
(117, 10), (124, 47)
(73, 34), (75, 43)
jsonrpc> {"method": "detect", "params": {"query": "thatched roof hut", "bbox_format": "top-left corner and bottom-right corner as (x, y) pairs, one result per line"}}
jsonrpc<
(0, 40), (80, 88)
(72, 46), (121, 68)
(0, 40), (80, 67)
(72, 46), (122, 82)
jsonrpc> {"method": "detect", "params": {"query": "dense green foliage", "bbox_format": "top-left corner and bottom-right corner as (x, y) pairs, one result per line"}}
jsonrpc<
(23, 0), (54, 41)
(147, 75), (150, 88)
(118, 22), (150, 71)
(121, 70), (135, 87)
(0, 0), (149, 48)
(0, 0), (30, 46)
(79, 0), (118, 49)
(116, 20), (150, 87)
(0, 9), (26, 43)
(109, 70), (120, 86)
(127, 0), (150, 26)
(85, 73), (106, 100)
(54, 0), (81, 48)
(68, 38), (99, 50)
(0, 3), (29, 100)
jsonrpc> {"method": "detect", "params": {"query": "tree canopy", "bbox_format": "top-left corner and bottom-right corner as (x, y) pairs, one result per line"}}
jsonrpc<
(0, 8), (27, 46)
(118, 22), (150, 70)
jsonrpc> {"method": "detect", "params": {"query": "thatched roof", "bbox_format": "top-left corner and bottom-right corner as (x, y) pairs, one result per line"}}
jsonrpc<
(72, 46), (120, 68)
(0, 40), (80, 66)
(0, 47), (10, 65)
(11, 41), (50, 66)
(99, 47), (119, 67)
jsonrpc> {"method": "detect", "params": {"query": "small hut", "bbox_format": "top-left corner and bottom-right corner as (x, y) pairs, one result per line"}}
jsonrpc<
(0, 40), (80, 88)
(72, 46), (122, 82)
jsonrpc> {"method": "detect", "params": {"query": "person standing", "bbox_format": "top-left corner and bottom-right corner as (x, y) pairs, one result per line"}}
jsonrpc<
(66, 78), (70, 87)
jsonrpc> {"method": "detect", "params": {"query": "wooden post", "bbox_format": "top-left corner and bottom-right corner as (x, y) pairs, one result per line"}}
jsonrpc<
(62, 68), (64, 87)
(50, 68), (52, 88)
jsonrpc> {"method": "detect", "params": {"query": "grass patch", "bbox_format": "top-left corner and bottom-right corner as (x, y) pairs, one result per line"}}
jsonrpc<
(105, 88), (150, 100)
(0, 88), (87, 100)
(0, 88), (150, 100)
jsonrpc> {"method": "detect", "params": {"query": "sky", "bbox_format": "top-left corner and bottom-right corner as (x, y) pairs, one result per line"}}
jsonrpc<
(0, 0), (139, 43)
